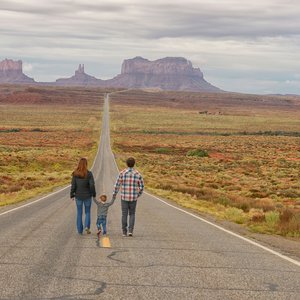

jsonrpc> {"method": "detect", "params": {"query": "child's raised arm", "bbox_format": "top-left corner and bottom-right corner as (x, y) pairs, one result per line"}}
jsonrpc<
(93, 197), (99, 205)
(106, 197), (116, 207)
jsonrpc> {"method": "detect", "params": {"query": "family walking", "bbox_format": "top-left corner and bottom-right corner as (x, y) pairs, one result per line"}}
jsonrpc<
(70, 157), (144, 237)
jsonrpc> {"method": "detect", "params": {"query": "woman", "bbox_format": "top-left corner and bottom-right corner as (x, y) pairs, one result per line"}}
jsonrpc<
(70, 157), (96, 234)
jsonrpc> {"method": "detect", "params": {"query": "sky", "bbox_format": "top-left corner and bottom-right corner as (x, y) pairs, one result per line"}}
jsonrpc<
(1, 0), (300, 94)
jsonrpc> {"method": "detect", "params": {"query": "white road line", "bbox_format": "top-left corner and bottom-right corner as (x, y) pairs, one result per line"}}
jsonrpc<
(2, 94), (300, 269)
(108, 96), (300, 268)
(0, 96), (105, 217)
(144, 191), (300, 268)
(0, 185), (70, 217)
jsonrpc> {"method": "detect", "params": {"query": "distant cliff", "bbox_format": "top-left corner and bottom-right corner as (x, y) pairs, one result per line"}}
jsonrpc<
(109, 56), (220, 92)
(0, 57), (221, 92)
(121, 57), (203, 76)
(0, 59), (34, 83)
(55, 64), (102, 86)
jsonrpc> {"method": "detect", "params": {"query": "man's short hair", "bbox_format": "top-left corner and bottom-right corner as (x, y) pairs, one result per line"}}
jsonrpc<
(126, 157), (135, 168)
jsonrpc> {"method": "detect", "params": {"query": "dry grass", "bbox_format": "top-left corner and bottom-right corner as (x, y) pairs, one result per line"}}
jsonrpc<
(0, 85), (111, 206)
(110, 90), (300, 237)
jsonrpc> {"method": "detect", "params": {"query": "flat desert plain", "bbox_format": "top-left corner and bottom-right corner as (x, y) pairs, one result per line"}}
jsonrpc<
(110, 90), (300, 237)
(0, 85), (113, 206)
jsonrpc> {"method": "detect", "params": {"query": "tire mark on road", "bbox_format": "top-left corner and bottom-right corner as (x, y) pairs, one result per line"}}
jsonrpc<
(107, 250), (128, 263)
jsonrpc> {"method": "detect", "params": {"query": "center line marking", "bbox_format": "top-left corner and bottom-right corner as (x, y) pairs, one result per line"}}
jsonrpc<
(101, 236), (111, 248)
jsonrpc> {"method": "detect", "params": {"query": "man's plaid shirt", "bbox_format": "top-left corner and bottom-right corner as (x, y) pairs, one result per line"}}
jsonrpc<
(112, 168), (144, 201)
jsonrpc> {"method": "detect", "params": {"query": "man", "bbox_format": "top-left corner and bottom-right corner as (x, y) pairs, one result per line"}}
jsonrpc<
(112, 157), (144, 237)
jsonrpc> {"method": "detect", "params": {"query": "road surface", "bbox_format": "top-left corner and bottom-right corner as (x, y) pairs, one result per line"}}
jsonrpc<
(0, 94), (299, 300)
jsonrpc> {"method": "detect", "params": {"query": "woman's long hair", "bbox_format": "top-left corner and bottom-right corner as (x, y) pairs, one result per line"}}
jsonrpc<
(73, 157), (88, 178)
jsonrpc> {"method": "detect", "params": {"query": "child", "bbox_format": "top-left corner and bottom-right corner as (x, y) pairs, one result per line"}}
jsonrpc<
(93, 194), (115, 238)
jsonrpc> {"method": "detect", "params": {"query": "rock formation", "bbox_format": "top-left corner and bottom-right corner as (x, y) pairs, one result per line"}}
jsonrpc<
(0, 56), (221, 92)
(55, 64), (102, 86)
(0, 59), (34, 83)
(121, 57), (202, 76)
(108, 57), (220, 92)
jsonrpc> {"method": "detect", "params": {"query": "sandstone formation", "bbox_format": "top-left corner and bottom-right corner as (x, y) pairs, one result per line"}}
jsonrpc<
(108, 57), (221, 92)
(0, 57), (221, 92)
(55, 64), (102, 86)
(0, 59), (34, 83)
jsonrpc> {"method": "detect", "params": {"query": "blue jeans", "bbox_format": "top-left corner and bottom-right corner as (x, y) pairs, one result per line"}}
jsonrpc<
(75, 198), (92, 234)
(96, 215), (107, 234)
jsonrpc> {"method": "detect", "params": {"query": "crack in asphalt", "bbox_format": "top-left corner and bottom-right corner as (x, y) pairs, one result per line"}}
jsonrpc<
(7, 276), (109, 299)
(3, 278), (297, 300)
(107, 250), (128, 263)
(1, 261), (299, 274)
(94, 281), (107, 295)
(265, 282), (279, 291)
(0, 200), (70, 261)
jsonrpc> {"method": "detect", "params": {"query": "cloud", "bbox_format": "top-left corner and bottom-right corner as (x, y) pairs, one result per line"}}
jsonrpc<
(1, 0), (300, 40)
(0, 0), (300, 93)
(23, 62), (33, 72)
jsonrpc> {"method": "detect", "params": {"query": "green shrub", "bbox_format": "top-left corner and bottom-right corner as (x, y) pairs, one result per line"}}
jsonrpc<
(216, 196), (230, 207)
(265, 211), (280, 227)
(224, 207), (247, 224)
(155, 147), (173, 154)
(187, 149), (209, 157)
(0, 128), (20, 133)
(31, 128), (46, 132)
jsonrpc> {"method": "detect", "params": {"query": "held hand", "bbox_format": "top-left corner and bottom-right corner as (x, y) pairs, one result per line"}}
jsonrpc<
(71, 197), (75, 201)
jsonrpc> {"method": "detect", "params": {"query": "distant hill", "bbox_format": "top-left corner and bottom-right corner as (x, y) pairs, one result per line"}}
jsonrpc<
(55, 64), (102, 86)
(0, 57), (221, 92)
(0, 59), (34, 84)
(107, 57), (221, 92)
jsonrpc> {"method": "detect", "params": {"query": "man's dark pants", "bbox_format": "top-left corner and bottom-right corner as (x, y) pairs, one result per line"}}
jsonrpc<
(121, 200), (137, 234)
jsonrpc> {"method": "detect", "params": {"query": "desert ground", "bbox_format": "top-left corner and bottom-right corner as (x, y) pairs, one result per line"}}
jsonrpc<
(110, 89), (300, 238)
(1, 86), (299, 238)
(0, 85), (115, 205)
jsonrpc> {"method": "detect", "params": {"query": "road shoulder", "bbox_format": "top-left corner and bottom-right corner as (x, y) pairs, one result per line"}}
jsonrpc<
(148, 191), (300, 261)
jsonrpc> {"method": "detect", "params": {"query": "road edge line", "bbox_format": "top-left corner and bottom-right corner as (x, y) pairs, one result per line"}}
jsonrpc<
(108, 94), (300, 268)
(0, 185), (70, 217)
(144, 191), (300, 267)
(0, 95), (106, 217)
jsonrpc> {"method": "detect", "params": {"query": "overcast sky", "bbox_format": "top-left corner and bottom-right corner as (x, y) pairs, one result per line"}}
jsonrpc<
(1, 0), (300, 94)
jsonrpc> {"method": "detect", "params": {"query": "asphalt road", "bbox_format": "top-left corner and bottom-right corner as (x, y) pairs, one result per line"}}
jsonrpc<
(0, 94), (299, 300)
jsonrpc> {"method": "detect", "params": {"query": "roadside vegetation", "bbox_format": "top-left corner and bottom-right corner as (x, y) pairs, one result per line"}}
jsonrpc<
(0, 85), (109, 206)
(110, 90), (300, 237)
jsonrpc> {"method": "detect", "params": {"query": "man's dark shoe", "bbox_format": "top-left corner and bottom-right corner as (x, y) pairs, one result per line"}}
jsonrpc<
(128, 232), (133, 237)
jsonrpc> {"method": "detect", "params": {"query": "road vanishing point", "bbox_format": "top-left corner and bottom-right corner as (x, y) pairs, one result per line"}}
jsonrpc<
(0, 94), (299, 300)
